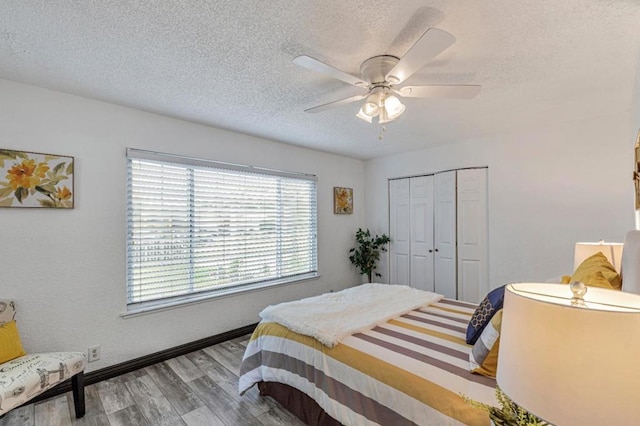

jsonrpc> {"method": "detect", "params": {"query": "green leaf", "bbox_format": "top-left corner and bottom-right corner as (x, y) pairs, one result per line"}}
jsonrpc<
(35, 185), (55, 195)
(14, 151), (28, 159)
(45, 155), (61, 161)
(38, 199), (56, 208)
(0, 186), (13, 199)
(0, 197), (13, 207)
(14, 187), (28, 203)
(66, 161), (74, 175)
(53, 162), (65, 175)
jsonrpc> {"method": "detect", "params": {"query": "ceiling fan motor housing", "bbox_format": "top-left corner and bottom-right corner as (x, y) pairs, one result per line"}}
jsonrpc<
(360, 55), (400, 86)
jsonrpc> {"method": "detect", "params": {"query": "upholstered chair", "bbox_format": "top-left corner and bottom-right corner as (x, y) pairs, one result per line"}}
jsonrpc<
(0, 300), (86, 418)
(621, 230), (640, 295)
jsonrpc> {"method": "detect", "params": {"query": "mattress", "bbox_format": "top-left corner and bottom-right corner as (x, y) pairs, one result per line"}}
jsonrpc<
(239, 298), (496, 425)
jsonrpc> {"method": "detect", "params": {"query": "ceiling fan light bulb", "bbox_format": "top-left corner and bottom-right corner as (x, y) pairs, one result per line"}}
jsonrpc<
(387, 103), (405, 120)
(356, 107), (373, 123)
(362, 100), (379, 117)
(384, 94), (404, 116)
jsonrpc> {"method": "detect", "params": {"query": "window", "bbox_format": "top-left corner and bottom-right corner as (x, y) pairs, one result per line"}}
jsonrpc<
(126, 149), (318, 310)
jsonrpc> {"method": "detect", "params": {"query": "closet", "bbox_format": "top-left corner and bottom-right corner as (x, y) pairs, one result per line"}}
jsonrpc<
(389, 168), (488, 303)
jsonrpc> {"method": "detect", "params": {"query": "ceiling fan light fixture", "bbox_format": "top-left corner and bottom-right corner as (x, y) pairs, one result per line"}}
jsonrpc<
(384, 94), (404, 118)
(362, 93), (380, 117)
(356, 107), (373, 123)
(377, 106), (392, 124)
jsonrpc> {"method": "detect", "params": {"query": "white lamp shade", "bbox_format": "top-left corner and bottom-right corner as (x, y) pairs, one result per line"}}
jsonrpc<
(574, 241), (623, 272)
(497, 283), (640, 426)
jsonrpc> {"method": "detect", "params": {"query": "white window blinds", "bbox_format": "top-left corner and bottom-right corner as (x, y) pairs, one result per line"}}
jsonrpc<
(126, 149), (318, 308)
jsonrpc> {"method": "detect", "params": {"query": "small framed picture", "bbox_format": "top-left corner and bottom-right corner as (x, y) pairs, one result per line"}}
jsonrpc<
(0, 149), (74, 208)
(334, 187), (353, 214)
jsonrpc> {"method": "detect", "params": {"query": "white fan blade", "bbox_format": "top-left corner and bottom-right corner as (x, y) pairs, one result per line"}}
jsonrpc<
(294, 55), (368, 88)
(304, 94), (367, 113)
(386, 28), (456, 84)
(396, 85), (481, 99)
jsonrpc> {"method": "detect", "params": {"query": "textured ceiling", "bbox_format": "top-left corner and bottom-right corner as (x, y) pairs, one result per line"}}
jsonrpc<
(1, 1), (640, 160)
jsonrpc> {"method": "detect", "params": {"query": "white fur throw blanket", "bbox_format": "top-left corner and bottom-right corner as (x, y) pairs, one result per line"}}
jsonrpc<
(259, 283), (443, 348)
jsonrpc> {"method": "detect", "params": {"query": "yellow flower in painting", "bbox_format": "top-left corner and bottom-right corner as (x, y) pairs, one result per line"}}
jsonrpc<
(34, 162), (49, 178)
(55, 185), (72, 201)
(6, 159), (49, 190)
(337, 192), (349, 208)
(335, 188), (352, 213)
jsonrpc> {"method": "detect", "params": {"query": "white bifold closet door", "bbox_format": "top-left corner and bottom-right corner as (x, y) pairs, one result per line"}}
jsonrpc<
(388, 168), (488, 303)
(434, 171), (457, 299)
(389, 175), (437, 292)
(456, 168), (489, 302)
(409, 176), (435, 291)
(389, 179), (410, 285)
(389, 176), (435, 289)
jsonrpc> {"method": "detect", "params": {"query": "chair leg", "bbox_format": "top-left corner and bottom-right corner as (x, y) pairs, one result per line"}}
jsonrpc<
(71, 372), (85, 418)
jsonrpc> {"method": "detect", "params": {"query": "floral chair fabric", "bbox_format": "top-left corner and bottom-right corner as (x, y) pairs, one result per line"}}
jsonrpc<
(0, 300), (86, 417)
(0, 300), (17, 325)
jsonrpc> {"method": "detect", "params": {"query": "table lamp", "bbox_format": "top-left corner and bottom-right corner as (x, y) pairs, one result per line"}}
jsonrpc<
(497, 283), (640, 426)
(574, 240), (623, 273)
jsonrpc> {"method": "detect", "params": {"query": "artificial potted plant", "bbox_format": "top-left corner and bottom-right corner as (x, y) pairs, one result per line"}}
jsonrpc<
(348, 228), (390, 282)
(465, 386), (548, 426)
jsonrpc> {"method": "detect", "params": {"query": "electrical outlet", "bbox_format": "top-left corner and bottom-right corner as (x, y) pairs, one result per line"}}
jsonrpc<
(88, 345), (101, 362)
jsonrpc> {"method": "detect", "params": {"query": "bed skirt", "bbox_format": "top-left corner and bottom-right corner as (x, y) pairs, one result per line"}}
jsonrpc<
(259, 381), (341, 426)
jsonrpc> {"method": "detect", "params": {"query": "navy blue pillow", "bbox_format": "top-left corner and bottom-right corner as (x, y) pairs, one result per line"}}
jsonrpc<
(466, 285), (506, 345)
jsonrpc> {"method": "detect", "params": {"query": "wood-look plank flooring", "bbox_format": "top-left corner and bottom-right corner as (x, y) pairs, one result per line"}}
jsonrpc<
(0, 335), (305, 426)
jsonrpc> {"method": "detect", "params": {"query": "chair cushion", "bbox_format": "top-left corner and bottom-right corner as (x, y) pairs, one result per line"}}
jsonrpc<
(0, 352), (86, 415)
(0, 321), (26, 363)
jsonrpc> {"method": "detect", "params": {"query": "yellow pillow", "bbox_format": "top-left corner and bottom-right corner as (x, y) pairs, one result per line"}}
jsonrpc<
(563, 271), (613, 289)
(571, 252), (621, 290)
(0, 320), (26, 364)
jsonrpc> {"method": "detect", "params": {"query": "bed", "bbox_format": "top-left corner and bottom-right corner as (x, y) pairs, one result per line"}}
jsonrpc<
(239, 289), (496, 425)
(238, 230), (640, 425)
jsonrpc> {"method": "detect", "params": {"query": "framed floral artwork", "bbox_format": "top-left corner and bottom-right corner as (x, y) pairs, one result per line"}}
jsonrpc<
(0, 149), (74, 208)
(334, 187), (353, 214)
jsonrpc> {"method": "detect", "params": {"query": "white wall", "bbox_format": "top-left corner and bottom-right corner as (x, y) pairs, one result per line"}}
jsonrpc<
(365, 112), (635, 291)
(0, 79), (365, 371)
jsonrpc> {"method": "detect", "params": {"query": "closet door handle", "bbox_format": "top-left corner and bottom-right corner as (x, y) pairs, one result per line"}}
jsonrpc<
(434, 248), (439, 252)
(428, 249), (433, 253)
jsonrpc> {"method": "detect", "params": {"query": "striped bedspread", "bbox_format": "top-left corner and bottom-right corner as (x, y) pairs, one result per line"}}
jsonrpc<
(239, 298), (496, 426)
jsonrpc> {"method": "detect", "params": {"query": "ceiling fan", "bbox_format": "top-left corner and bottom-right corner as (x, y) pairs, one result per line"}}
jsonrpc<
(294, 28), (480, 124)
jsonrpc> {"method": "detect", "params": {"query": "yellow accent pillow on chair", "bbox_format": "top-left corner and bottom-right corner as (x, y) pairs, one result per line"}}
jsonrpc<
(570, 252), (621, 290)
(562, 271), (613, 289)
(0, 320), (26, 364)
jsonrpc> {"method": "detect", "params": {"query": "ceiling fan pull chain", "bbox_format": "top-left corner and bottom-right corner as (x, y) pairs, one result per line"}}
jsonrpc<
(378, 125), (387, 140)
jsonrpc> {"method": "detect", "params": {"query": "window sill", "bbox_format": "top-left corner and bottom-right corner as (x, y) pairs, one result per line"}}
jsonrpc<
(120, 273), (320, 319)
